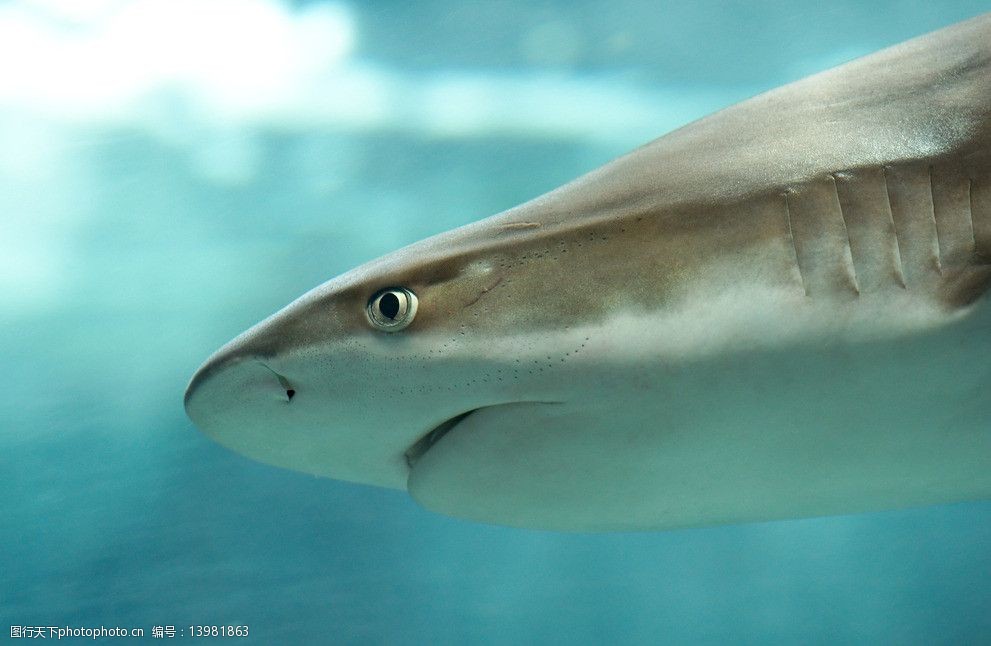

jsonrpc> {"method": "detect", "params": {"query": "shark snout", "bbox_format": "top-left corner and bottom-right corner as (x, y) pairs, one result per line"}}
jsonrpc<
(184, 342), (250, 411)
(184, 316), (296, 427)
(184, 306), (304, 411)
(185, 350), (294, 416)
(183, 348), (306, 478)
(183, 317), (421, 488)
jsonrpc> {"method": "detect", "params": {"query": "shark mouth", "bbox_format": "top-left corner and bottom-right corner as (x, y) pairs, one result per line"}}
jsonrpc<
(405, 408), (480, 468)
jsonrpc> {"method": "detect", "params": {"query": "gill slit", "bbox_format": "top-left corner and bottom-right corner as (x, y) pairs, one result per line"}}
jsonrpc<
(881, 166), (908, 288)
(967, 176), (978, 258)
(926, 165), (944, 275)
(783, 192), (808, 297)
(830, 173), (860, 295)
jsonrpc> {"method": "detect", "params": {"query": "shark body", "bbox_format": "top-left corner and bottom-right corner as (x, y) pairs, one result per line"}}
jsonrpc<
(186, 15), (991, 531)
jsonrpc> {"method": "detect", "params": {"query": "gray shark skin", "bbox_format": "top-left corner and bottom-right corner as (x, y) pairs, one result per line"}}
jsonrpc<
(185, 14), (991, 531)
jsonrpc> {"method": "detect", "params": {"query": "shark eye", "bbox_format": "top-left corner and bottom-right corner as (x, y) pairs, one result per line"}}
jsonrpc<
(367, 287), (418, 332)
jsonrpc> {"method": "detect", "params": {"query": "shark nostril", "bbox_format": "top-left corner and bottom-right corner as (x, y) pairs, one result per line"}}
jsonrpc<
(257, 361), (295, 403)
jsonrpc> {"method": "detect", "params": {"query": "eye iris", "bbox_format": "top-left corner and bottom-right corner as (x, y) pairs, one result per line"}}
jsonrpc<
(367, 287), (417, 331)
(379, 292), (401, 319)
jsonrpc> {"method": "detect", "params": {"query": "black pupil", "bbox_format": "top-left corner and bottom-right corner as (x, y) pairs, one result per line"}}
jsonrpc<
(379, 292), (401, 319)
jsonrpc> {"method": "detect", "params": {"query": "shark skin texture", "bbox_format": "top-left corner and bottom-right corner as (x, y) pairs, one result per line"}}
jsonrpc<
(186, 14), (991, 531)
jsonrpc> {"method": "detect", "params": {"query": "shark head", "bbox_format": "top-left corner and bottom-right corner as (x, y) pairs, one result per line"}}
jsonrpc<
(186, 14), (991, 531)
(183, 214), (604, 491)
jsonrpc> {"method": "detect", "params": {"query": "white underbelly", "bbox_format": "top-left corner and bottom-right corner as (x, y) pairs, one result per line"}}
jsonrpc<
(408, 293), (991, 531)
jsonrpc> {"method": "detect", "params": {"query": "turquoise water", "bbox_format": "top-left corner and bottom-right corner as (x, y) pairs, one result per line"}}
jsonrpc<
(3, 1), (991, 642)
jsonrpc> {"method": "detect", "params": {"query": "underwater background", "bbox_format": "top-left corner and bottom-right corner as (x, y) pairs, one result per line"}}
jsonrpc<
(3, 0), (991, 643)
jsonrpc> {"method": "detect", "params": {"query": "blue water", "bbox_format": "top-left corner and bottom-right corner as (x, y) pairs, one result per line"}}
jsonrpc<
(3, 1), (990, 643)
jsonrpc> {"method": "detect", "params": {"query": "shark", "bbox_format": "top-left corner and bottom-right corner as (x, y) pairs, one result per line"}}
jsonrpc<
(185, 14), (991, 531)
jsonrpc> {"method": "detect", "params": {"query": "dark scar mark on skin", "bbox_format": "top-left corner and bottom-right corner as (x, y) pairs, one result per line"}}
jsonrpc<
(464, 276), (504, 308)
